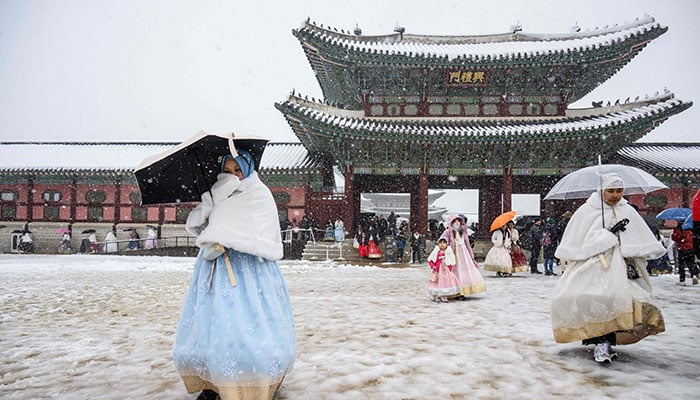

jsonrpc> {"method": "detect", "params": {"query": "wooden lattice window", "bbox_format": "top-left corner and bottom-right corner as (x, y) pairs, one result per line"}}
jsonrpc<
(131, 207), (147, 222)
(44, 206), (59, 221)
(86, 190), (106, 204)
(129, 191), (142, 205)
(2, 205), (16, 218)
(176, 207), (190, 224)
(43, 190), (61, 203)
(87, 207), (103, 221)
(1, 190), (17, 202)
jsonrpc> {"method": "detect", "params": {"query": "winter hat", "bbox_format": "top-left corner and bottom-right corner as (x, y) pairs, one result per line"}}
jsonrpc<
(601, 173), (624, 191)
(546, 217), (555, 225)
(220, 149), (255, 179)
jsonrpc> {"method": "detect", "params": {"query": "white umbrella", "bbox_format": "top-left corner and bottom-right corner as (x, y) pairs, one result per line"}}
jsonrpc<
(544, 164), (667, 200)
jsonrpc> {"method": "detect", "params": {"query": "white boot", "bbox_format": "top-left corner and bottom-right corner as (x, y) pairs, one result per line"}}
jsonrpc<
(594, 342), (614, 363)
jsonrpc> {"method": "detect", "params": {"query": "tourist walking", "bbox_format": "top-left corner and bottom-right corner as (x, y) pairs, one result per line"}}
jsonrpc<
(671, 221), (698, 285)
(528, 218), (543, 274)
(427, 238), (460, 302)
(483, 226), (513, 277)
(173, 150), (296, 400)
(542, 218), (558, 275)
(506, 221), (528, 273)
(550, 173), (666, 363)
(410, 230), (425, 263)
(334, 218), (345, 242)
(396, 221), (408, 262)
(440, 214), (486, 297)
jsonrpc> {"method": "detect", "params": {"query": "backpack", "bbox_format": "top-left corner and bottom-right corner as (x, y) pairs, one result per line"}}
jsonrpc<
(541, 230), (552, 247)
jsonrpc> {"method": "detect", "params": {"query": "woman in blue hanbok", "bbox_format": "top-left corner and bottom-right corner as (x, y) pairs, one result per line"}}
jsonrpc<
(173, 150), (296, 400)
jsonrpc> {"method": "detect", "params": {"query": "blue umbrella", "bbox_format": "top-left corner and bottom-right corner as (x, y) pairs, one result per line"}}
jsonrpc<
(656, 207), (692, 221)
(682, 214), (693, 230)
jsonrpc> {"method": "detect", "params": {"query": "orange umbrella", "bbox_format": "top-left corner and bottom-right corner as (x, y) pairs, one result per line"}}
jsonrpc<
(490, 211), (517, 232)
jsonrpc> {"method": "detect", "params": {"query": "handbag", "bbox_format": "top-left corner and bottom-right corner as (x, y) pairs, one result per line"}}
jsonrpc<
(353, 237), (359, 249)
(429, 271), (438, 282)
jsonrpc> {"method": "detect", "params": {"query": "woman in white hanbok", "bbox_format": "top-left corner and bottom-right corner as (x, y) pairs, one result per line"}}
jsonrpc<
(483, 227), (513, 276)
(550, 173), (665, 363)
(173, 150), (296, 400)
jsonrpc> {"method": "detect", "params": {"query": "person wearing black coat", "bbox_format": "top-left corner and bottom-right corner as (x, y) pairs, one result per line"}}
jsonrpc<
(528, 218), (543, 274)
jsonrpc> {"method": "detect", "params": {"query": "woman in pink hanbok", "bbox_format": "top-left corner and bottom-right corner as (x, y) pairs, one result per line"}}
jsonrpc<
(440, 215), (486, 297)
(427, 238), (460, 302)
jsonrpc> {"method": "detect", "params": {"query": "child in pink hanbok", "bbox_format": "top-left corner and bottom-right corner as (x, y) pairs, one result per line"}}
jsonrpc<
(428, 238), (460, 302)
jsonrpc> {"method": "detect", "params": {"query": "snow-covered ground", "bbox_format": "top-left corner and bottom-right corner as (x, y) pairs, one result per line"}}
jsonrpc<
(0, 254), (697, 399)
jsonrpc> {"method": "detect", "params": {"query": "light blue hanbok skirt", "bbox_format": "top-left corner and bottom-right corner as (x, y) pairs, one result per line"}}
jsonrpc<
(173, 248), (296, 396)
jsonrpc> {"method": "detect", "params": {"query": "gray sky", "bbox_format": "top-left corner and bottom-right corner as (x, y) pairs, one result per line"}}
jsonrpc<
(0, 0), (697, 144)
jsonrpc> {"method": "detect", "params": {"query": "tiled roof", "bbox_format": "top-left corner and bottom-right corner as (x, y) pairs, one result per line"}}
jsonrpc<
(276, 94), (691, 142)
(613, 143), (700, 173)
(0, 142), (318, 172)
(296, 16), (663, 61)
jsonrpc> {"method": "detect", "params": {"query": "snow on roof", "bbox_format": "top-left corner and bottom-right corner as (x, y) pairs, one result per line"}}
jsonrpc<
(300, 16), (662, 61)
(0, 142), (317, 172)
(280, 95), (689, 138)
(615, 143), (700, 173)
(0, 142), (173, 171)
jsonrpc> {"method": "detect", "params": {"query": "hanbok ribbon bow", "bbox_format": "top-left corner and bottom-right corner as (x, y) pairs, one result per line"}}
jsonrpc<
(207, 243), (237, 291)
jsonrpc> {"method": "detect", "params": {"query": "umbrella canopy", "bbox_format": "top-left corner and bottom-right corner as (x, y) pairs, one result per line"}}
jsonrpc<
(490, 211), (517, 232)
(122, 227), (137, 231)
(134, 131), (269, 205)
(55, 228), (71, 234)
(656, 207), (692, 222)
(544, 164), (667, 200)
(682, 214), (693, 230)
(81, 229), (96, 234)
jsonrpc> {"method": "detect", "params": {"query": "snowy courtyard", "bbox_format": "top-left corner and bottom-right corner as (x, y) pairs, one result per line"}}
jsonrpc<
(1, 254), (698, 399)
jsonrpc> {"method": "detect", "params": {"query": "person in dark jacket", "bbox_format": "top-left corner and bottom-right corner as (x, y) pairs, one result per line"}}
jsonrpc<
(410, 230), (426, 263)
(528, 218), (543, 274)
(542, 218), (558, 275)
(671, 222), (698, 285)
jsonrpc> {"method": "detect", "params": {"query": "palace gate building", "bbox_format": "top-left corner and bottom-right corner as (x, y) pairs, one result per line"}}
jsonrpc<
(275, 16), (693, 234)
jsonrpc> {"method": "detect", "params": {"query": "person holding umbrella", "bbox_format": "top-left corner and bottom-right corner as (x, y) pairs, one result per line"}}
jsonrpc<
(550, 173), (666, 363)
(483, 211), (515, 277)
(159, 141), (295, 399)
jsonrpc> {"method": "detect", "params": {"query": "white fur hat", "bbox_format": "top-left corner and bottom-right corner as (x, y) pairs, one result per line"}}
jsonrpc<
(601, 173), (624, 190)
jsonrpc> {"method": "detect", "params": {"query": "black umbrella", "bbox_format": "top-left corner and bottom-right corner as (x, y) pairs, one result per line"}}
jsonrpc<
(81, 229), (96, 234)
(134, 131), (269, 205)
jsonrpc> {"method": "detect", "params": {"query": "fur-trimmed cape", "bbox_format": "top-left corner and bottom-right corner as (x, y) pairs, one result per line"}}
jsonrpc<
(555, 192), (665, 262)
(186, 171), (283, 261)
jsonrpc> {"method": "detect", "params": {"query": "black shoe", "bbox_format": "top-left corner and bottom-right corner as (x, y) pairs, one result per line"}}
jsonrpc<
(196, 390), (220, 400)
(532, 270), (543, 274)
(544, 272), (551, 276)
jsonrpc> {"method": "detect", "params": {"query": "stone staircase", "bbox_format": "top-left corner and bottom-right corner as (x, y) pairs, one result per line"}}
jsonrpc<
(302, 238), (490, 263)
(301, 239), (358, 262)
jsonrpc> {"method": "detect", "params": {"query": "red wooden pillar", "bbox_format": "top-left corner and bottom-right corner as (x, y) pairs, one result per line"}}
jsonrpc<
(26, 178), (34, 221)
(503, 166), (512, 212)
(344, 167), (356, 235)
(410, 174), (429, 235)
(480, 176), (502, 239)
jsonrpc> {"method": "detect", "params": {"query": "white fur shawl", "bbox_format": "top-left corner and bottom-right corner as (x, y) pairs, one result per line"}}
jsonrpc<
(555, 192), (665, 261)
(185, 172), (283, 261)
(428, 245), (456, 266)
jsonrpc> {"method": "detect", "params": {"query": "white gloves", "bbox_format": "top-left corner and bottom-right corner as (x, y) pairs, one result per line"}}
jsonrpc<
(210, 173), (240, 203)
(201, 243), (225, 261)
